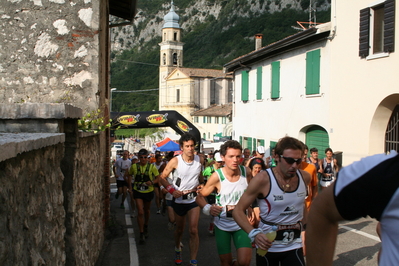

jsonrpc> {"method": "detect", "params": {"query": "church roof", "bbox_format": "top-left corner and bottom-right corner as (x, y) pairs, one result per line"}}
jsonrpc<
(191, 103), (232, 117)
(163, 1), (180, 29)
(168, 67), (231, 79)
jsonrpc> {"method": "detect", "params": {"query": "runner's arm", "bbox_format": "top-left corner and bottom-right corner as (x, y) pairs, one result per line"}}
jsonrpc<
(306, 185), (343, 266)
(159, 157), (177, 188)
(300, 170), (311, 224)
(198, 172), (219, 197)
(233, 172), (266, 234)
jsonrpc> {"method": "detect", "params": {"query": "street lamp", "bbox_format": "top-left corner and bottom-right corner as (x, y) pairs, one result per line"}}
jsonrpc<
(110, 88), (116, 112)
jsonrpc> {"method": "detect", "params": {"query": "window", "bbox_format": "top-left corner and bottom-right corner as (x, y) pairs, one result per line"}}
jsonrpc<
(173, 53), (178, 65)
(241, 70), (249, 102)
(208, 116), (212, 123)
(176, 89), (180, 102)
(222, 117), (227, 124)
(306, 49), (320, 95)
(203, 116), (207, 123)
(359, 0), (395, 58)
(174, 32), (177, 41)
(256, 67), (262, 100)
(271, 61), (280, 99)
(194, 116), (199, 123)
(214, 117), (219, 124)
(163, 53), (166, 65)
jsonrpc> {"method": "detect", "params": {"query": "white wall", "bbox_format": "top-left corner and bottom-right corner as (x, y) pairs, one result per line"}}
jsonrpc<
(233, 39), (331, 155)
(329, 0), (399, 163)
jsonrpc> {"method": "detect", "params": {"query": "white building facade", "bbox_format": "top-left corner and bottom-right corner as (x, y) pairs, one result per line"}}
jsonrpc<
(225, 24), (333, 162)
(225, 0), (399, 166)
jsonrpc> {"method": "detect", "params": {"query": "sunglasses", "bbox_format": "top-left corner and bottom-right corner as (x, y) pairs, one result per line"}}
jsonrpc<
(139, 156), (147, 159)
(280, 155), (302, 165)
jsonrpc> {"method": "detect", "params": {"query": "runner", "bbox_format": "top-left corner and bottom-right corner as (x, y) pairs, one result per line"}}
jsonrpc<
(197, 140), (253, 266)
(127, 149), (159, 244)
(159, 133), (204, 266)
(113, 150), (131, 209)
(202, 151), (224, 235)
(233, 136), (311, 266)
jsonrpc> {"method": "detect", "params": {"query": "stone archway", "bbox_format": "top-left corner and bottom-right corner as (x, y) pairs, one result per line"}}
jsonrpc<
(369, 94), (399, 154)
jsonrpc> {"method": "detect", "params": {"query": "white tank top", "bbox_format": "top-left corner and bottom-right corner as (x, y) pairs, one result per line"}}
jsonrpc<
(174, 154), (202, 204)
(258, 168), (307, 252)
(214, 165), (248, 232)
(153, 161), (164, 170)
(115, 158), (132, 181)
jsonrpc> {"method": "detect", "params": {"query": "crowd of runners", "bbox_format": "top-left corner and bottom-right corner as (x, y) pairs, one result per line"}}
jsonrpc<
(112, 133), (398, 266)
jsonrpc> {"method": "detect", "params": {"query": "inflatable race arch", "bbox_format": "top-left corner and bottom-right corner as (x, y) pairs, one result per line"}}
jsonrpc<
(110, 110), (201, 150)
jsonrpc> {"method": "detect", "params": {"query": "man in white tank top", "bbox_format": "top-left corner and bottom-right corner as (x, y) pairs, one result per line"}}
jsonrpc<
(233, 136), (311, 266)
(197, 140), (253, 266)
(160, 133), (204, 266)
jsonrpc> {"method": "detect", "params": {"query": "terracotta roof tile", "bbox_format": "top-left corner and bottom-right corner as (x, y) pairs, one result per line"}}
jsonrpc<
(191, 103), (232, 116)
(177, 68), (230, 78)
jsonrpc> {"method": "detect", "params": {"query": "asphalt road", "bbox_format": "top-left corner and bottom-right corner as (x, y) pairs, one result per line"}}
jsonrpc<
(99, 186), (380, 266)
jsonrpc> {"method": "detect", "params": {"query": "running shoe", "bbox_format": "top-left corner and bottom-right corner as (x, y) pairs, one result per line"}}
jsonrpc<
(139, 233), (145, 244)
(189, 259), (198, 266)
(168, 222), (175, 231)
(174, 248), (182, 265)
(120, 203), (125, 209)
(157, 209), (161, 214)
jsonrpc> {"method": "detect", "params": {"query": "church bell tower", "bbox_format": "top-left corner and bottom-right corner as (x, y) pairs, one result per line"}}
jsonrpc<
(159, 1), (184, 111)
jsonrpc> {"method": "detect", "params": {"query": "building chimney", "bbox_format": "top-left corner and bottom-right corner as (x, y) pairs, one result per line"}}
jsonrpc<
(255, 33), (263, 50)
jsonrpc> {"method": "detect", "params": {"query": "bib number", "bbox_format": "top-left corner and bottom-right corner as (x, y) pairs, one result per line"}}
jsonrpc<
(275, 223), (301, 244)
(139, 185), (148, 191)
(182, 191), (197, 200)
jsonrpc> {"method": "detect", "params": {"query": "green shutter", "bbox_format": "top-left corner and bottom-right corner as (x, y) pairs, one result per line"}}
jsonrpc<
(305, 126), (329, 159)
(257, 67), (262, 100)
(253, 138), (257, 150)
(241, 71), (249, 101)
(306, 49), (320, 95)
(260, 139), (265, 147)
(247, 137), (253, 152)
(271, 61), (280, 99)
(239, 136), (243, 145)
(270, 141), (277, 151)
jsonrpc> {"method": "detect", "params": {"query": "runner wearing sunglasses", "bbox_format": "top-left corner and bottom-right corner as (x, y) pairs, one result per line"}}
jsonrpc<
(233, 136), (311, 266)
(127, 148), (160, 244)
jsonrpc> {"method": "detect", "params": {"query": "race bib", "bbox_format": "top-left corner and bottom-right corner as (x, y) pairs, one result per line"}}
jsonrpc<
(322, 174), (334, 182)
(226, 205), (236, 218)
(274, 223), (301, 244)
(138, 184), (148, 191)
(182, 191), (197, 200)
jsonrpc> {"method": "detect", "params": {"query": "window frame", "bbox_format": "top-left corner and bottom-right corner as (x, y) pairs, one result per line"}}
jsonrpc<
(359, 0), (395, 59)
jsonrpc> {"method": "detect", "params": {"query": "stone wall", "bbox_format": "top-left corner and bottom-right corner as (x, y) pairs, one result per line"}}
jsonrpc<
(0, 104), (106, 266)
(0, 136), (66, 266)
(64, 133), (104, 265)
(0, 0), (106, 113)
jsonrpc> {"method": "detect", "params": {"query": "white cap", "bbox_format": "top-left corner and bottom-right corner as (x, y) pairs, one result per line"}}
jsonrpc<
(257, 146), (265, 154)
(132, 156), (138, 160)
(214, 152), (222, 162)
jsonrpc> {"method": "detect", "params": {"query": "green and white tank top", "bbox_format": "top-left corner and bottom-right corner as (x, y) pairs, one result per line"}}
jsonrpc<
(214, 165), (248, 232)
